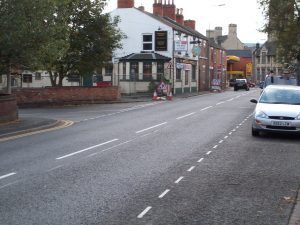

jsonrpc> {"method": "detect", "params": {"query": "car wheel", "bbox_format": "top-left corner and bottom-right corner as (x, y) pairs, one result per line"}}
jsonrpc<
(252, 127), (259, 136)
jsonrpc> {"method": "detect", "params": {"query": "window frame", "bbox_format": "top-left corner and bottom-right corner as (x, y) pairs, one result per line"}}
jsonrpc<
(142, 34), (153, 51)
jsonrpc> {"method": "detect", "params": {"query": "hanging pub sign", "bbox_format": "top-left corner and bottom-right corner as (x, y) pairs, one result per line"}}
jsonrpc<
(175, 40), (188, 51)
(155, 31), (168, 51)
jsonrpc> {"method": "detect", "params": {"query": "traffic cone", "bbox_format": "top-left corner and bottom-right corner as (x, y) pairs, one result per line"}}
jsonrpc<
(152, 90), (158, 100)
(167, 91), (173, 101)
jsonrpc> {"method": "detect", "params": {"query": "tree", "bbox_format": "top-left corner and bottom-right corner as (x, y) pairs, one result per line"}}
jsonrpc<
(42, 0), (124, 86)
(0, 0), (124, 89)
(259, 0), (300, 85)
(0, 0), (60, 93)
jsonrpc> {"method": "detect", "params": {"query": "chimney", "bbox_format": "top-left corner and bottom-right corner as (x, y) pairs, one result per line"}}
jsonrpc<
(214, 27), (222, 37)
(176, 8), (184, 25)
(228, 24), (237, 36)
(206, 29), (215, 39)
(163, 0), (176, 20)
(153, 0), (163, 16)
(138, 5), (145, 11)
(184, 20), (195, 30)
(118, 0), (134, 8)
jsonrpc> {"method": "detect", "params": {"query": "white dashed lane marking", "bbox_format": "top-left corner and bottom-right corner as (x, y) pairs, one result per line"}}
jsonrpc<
(137, 206), (152, 219)
(175, 176), (184, 184)
(0, 172), (16, 180)
(158, 189), (170, 198)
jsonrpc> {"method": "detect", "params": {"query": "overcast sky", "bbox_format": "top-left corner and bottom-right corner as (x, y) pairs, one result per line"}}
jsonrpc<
(104, 0), (268, 44)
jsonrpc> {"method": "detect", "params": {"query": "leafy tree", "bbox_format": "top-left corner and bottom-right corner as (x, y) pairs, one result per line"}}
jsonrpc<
(0, 0), (60, 93)
(43, 0), (124, 86)
(0, 0), (124, 90)
(259, 0), (300, 85)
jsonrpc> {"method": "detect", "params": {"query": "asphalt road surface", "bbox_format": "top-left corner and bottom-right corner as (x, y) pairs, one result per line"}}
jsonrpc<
(0, 88), (300, 225)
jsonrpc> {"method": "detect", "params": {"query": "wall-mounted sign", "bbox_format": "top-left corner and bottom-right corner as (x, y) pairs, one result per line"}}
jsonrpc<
(155, 31), (168, 51)
(192, 46), (201, 57)
(176, 63), (191, 70)
(175, 40), (188, 51)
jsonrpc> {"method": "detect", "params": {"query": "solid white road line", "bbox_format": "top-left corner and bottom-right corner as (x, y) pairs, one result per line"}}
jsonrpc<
(56, 139), (119, 160)
(176, 112), (195, 120)
(137, 206), (152, 218)
(136, 122), (167, 134)
(175, 176), (184, 184)
(0, 172), (16, 180)
(159, 189), (170, 198)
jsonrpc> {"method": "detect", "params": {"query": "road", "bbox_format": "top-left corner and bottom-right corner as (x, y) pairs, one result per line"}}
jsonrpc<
(0, 88), (300, 225)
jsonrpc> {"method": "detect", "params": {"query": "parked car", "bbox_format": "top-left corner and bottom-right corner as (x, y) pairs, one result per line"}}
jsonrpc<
(250, 85), (300, 136)
(229, 78), (236, 87)
(234, 79), (249, 91)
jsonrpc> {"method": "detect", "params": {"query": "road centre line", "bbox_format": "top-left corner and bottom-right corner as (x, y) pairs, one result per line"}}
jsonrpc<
(56, 139), (119, 160)
(198, 158), (204, 162)
(224, 136), (228, 139)
(216, 101), (225, 105)
(136, 122), (167, 134)
(175, 176), (184, 184)
(213, 145), (218, 149)
(0, 172), (16, 180)
(87, 139), (135, 158)
(219, 140), (224, 144)
(187, 166), (195, 172)
(176, 112), (196, 120)
(200, 106), (213, 111)
(137, 206), (152, 218)
(206, 151), (212, 155)
(159, 189), (170, 198)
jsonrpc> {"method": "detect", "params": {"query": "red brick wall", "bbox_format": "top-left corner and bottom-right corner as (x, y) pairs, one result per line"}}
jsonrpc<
(184, 20), (196, 30)
(0, 94), (18, 123)
(118, 0), (134, 8)
(13, 86), (121, 107)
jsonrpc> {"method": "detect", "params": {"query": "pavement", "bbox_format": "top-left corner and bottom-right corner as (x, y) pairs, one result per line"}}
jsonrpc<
(0, 90), (299, 224)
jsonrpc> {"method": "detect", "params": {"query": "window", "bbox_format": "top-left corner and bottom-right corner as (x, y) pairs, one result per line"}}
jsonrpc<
(0, 75), (2, 83)
(143, 34), (153, 51)
(192, 65), (196, 81)
(23, 74), (32, 83)
(35, 72), (42, 80)
(130, 62), (139, 80)
(122, 63), (126, 80)
(157, 62), (164, 81)
(176, 68), (181, 81)
(262, 52), (266, 64)
(185, 71), (189, 85)
(143, 62), (152, 81)
(105, 64), (113, 76)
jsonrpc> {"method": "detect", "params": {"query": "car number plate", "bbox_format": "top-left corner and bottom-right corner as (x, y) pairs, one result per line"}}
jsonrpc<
(272, 121), (291, 126)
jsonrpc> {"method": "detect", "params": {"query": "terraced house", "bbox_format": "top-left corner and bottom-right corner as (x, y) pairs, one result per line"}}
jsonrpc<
(109, 0), (226, 95)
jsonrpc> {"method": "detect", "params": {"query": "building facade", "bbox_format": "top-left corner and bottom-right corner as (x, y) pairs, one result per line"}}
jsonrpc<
(110, 0), (225, 95)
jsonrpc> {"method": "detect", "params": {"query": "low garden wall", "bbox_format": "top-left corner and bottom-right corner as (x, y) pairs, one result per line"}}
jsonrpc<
(13, 86), (121, 107)
(0, 94), (18, 123)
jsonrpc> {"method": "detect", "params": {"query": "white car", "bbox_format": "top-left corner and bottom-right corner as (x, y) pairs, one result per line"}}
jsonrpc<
(250, 85), (300, 136)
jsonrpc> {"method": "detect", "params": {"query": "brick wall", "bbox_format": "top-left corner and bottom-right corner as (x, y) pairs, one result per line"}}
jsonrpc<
(0, 94), (18, 123)
(13, 86), (121, 107)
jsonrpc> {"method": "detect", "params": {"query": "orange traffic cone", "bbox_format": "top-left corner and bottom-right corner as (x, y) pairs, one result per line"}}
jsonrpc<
(167, 91), (173, 100)
(152, 90), (158, 100)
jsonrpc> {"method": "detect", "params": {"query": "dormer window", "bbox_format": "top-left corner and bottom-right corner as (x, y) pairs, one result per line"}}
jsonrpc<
(143, 34), (153, 51)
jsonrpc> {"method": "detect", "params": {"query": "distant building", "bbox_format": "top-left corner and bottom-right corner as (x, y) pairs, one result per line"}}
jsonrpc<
(226, 49), (253, 80)
(206, 24), (245, 50)
(253, 40), (283, 82)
